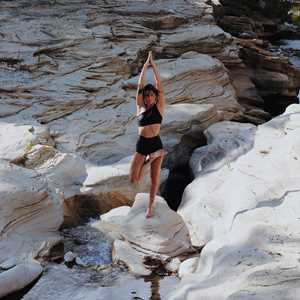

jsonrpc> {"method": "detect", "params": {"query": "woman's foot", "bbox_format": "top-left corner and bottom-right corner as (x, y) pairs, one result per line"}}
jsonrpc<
(146, 207), (154, 218)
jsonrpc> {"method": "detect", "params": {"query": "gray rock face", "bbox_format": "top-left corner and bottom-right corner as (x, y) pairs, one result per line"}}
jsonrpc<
(0, 0), (242, 165)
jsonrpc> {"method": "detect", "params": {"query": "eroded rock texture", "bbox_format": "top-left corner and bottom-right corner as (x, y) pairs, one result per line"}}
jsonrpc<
(170, 104), (300, 300)
(214, 0), (300, 121)
(0, 0), (240, 166)
(1, 0), (300, 297)
(94, 193), (195, 276)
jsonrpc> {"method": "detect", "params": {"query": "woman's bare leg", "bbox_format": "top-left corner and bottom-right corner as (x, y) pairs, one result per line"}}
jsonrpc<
(146, 155), (163, 218)
(129, 152), (146, 183)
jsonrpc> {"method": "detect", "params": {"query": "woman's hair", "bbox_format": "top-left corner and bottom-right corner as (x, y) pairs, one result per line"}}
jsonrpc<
(143, 83), (159, 99)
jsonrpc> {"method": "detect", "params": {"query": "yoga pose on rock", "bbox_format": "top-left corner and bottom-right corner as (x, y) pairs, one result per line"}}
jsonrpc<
(129, 51), (166, 218)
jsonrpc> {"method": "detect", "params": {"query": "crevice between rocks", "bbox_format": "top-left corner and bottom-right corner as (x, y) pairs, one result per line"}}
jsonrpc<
(161, 130), (207, 211)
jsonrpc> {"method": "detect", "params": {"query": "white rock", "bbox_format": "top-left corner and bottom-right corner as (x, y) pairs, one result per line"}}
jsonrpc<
(112, 193), (194, 276)
(0, 159), (62, 264)
(170, 104), (300, 299)
(38, 151), (87, 199)
(113, 239), (151, 276)
(0, 262), (43, 298)
(0, 258), (18, 270)
(82, 155), (169, 210)
(178, 257), (199, 278)
(190, 121), (256, 176)
(0, 122), (53, 162)
(64, 251), (76, 263)
(100, 206), (131, 223)
(165, 257), (181, 273)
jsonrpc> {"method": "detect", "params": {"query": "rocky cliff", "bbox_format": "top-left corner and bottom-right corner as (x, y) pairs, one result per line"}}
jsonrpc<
(1, 0), (300, 298)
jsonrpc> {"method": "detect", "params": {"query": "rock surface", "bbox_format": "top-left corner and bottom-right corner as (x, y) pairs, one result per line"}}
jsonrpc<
(169, 104), (300, 299)
(0, 262), (43, 298)
(0, 160), (62, 264)
(22, 263), (179, 300)
(0, 158), (63, 296)
(0, 0), (243, 166)
(1, 0), (300, 298)
(94, 193), (195, 276)
(214, 0), (300, 121)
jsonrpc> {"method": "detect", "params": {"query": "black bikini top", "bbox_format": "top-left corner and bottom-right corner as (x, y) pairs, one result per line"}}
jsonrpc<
(138, 104), (162, 127)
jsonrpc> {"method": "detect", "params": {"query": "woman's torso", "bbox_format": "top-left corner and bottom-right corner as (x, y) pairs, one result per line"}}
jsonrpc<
(137, 104), (163, 138)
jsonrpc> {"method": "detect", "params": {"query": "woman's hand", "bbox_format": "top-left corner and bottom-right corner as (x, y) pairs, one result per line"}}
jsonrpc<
(149, 51), (155, 66)
(145, 51), (152, 66)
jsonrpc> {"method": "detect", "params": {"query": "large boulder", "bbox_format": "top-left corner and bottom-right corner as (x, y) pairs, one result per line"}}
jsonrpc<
(169, 104), (300, 299)
(0, 160), (62, 264)
(0, 159), (62, 296)
(0, 262), (43, 299)
(94, 193), (195, 276)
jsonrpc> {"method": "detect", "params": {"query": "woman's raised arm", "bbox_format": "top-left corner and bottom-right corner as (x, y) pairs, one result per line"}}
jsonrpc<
(136, 54), (151, 112)
(150, 53), (165, 114)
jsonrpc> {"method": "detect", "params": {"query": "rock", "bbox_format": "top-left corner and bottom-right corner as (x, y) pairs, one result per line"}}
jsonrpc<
(165, 258), (181, 273)
(113, 239), (151, 276)
(169, 104), (300, 299)
(75, 257), (88, 267)
(0, 1), (299, 168)
(64, 251), (76, 263)
(0, 123), (54, 162)
(0, 258), (18, 270)
(110, 193), (194, 276)
(178, 257), (199, 278)
(213, 0), (300, 120)
(189, 121), (256, 177)
(81, 155), (169, 212)
(0, 262), (43, 298)
(0, 159), (62, 264)
(100, 206), (131, 223)
(216, 0), (292, 39)
(22, 263), (179, 300)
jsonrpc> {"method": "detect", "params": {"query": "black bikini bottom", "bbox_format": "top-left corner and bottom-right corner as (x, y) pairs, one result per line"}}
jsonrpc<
(136, 135), (163, 156)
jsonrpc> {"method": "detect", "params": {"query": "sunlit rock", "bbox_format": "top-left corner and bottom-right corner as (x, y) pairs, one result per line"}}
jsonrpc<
(0, 122), (54, 162)
(81, 156), (169, 212)
(0, 160), (62, 265)
(169, 104), (300, 299)
(110, 193), (195, 276)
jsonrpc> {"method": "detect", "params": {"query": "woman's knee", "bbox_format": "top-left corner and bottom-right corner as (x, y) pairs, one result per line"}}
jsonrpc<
(129, 173), (138, 183)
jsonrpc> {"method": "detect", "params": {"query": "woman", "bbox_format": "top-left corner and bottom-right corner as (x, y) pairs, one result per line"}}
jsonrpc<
(129, 51), (166, 218)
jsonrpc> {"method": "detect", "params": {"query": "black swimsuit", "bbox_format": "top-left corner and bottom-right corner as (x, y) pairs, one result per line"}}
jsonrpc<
(137, 104), (162, 127)
(136, 104), (164, 156)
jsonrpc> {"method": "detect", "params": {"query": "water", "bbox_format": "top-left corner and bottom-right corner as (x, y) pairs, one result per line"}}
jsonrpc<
(19, 220), (179, 300)
(62, 222), (113, 266)
(279, 39), (300, 67)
